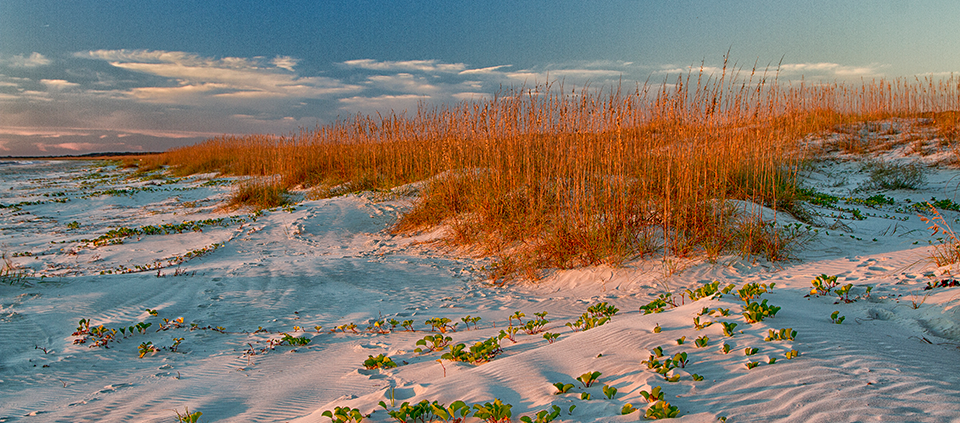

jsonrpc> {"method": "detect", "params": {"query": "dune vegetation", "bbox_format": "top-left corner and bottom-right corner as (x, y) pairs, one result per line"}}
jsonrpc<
(143, 64), (960, 280)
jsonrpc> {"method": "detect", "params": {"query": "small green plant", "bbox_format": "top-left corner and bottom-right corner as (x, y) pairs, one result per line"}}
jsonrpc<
(565, 312), (610, 332)
(640, 293), (674, 314)
(736, 282), (774, 303)
(461, 315), (481, 330)
(580, 392), (591, 400)
(415, 333), (452, 353)
(692, 374), (704, 381)
(498, 327), (519, 343)
(695, 335), (709, 348)
(138, 341), (159, 358)
(720, 343), (731, 354)
(401, 320), (415, 331)
(652, 346), (664, 357)
(520, 405), (561, 423)
(621, 403), (639, 415)
(653, 323), (662, 333)
(835, 283), (854, 303)
(441, 337), (503, 365)
(671, 352), (689, 368)
(686, 280), (723, 301)
(67, 221), (81, 229)
(642, 355), (662, 370)
(645, 400), (679, 419)
(363, 354), (398, 370)
(522, 312), (549, 334)
(663, 373), (681, 383)
(335, 323), (358, 333)
(367, 320), (390, 334)
(174, 407), (202, 423)
(676, 336), (686, 345)
(785, 349), (800, 359)
(768, 357), (777, 364)
(587, 302), (619, 318)
(380, 400), (435, 423)
(830, 311), (845, 324)
(764, 328), (797, 342)
(322, 406), (367, 423)
(553, 382), (575, 394)
(576, 371), (601, 388)
(693, 316), (713, 330)
(425, 317), (456, 333)
(720, 321), (738, 336)
(810, 274), (839, 296)
(745, 361), (760, 370)
(742, 299), (781, 323)
(744, 347), (758, 356)
(716, 308), (731, 316)
(472, 399), (512, 423)
(431, 400), (471, 423)
(602, 384), (618, 399)
(542, 332), (560, 344)
(279, 333), (311, 346)
(639, 386), (664, 403)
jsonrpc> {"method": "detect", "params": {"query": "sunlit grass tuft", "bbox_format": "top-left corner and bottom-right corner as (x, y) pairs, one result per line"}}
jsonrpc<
(227, 179), (292, 210)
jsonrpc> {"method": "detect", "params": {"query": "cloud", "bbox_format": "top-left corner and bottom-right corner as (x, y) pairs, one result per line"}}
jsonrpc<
(459, 65), (512, 75)
(43, 142), (114, 151)
(40, 79), (81, 90)
(2, 52), (51, 68)
(342, 59), (467, 73)
(270, 56), (298, 72)
(778, 62), (884, 78)
(0, 126), (228, 139)
(75, 49), (361, 104)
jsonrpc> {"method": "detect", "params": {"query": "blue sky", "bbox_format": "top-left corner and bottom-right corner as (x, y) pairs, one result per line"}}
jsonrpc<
(2, 1), (959, 156)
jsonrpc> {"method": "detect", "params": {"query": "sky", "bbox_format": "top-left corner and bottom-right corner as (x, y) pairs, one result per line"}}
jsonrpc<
(2, 1), (959, 157)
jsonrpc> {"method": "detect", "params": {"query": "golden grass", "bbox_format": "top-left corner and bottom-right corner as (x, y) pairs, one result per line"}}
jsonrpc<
(226, 178), (292, 210)
(144, 68), (960, 280)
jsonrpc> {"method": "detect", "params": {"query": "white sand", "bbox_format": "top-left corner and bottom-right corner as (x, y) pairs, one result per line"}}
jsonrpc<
(3, 120), (960, 422)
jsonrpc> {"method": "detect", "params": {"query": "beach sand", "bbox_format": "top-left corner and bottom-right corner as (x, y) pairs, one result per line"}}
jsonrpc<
(2, 120), (960, 422)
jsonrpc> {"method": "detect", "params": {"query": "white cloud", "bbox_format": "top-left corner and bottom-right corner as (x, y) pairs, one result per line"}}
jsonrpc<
(41, 79), (81, 90)
(2, 52), (51, 68)
(74, 49), (361, 104)
(0, 127), (91, 138)
(343, 59), (466, 73)
(459, 65), (512, 75)
(767, 62), (884, 78)
(270, 56), (298, 72)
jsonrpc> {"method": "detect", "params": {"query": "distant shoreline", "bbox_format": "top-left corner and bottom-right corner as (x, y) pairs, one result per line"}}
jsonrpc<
(0, 151), (161, 160)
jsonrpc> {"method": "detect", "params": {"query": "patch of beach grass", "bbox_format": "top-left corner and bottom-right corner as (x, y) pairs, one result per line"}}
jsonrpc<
(227, 179), (292, 210)
(152, 63), (960, 280)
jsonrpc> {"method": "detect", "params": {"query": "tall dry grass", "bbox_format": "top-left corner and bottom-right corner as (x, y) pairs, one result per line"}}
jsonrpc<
(146, 68), (960, 280)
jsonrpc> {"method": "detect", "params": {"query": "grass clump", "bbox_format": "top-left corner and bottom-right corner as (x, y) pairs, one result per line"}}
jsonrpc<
(861, 160), (926, 190)
(227, 179), (292, 210)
